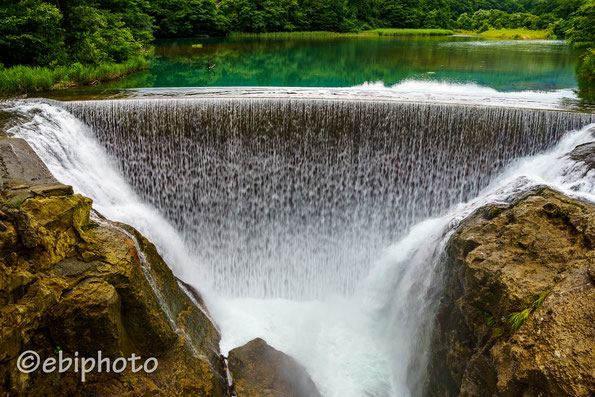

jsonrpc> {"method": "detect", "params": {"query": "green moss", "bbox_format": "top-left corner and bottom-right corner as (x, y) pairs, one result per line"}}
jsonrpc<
(479, 310), (505, 338)
(470, 372), (490, 394)
(486, 206), (505, 219)
(542, 202), (572, 220)
(3, 197), (25, 208)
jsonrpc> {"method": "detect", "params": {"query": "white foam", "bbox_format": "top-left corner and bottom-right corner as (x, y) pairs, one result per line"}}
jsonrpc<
(93, 81), (582, 111)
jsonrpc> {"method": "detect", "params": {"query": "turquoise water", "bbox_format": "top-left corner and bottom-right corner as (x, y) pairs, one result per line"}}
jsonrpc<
(113, 36), (580, 91)
(37, 35), (594, 109)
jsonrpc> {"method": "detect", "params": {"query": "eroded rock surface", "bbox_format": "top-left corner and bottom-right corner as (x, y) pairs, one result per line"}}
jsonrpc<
(569, 141), (595, 172)
(228, 338), (321, 397)
(427, 187), (595, 397)
(0, 139), (226, 396)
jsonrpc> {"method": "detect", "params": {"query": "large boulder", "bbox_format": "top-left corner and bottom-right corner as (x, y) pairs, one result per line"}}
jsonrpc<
(0, 139), (227, 396)
(426, 187), (595, 396)
(228, 338), (321, 397)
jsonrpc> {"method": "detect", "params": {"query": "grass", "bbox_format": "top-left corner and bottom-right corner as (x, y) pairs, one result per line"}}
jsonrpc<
(228, 29), (454, 39)
(0, 57), (148, 97)
(508, 290), (550, 330)
(508, 309), (532, 330)
(229, 31), (348, 38)
(365, 28), (454, 36)
(455, 28), (553, 40)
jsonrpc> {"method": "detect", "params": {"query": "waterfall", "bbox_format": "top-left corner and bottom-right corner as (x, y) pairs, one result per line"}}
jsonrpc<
(3, 98), (594, 397)
(63, 99), (593, 299)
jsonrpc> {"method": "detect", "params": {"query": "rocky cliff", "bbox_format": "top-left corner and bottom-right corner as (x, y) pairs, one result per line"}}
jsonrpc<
(0, 137), (227, 396)
(0, 135), (321, 397)
(427, 187), (595, 396)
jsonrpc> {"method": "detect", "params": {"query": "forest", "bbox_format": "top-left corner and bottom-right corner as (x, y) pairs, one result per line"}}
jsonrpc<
(0, 0), (593, 91)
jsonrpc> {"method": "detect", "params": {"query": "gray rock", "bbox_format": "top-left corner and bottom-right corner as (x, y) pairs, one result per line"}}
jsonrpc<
(228, 338), (321, 397)
(0, 137), (74, 202)
(569, 141), (595, 171)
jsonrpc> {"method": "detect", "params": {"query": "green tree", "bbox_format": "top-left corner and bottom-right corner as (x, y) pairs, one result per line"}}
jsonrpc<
(151, 0), (221, 37)
(0, 0), (66, 66)
(567, 0), (595, 46)
(456, 12), (473, 29)
(567, 0), (595, 82)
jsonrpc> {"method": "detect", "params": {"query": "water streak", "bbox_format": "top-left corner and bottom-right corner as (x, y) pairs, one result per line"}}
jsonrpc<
(64, 98), (594, 298)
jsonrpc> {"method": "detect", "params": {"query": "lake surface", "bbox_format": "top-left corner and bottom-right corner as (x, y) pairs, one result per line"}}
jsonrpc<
(119, 36), (580, 90)
(39, 35), (593, 109)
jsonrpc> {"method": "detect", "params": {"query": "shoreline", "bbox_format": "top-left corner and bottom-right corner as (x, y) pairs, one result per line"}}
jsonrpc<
(0, 57), (148, 98)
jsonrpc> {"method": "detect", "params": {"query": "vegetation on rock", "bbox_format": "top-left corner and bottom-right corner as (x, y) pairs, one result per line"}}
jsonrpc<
(426, 187), (595, 396)
(0, 137), (227, 395)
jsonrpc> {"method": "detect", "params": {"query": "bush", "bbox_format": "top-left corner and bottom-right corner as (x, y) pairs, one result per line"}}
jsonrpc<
(578, 49), (595, 82)
(567, 0), (595, 47)
(478, 22), (490, 32)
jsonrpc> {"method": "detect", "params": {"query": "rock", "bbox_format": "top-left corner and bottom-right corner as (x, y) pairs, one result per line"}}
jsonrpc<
(0, 138), (73, 204)
(569, 141), (595, 172)
(0, 142), (227, 395)
(0, 110), (27, 135)
(426, 187), (595, 397)
(228, 338), (321, 397)
(0, 205), (39, 248)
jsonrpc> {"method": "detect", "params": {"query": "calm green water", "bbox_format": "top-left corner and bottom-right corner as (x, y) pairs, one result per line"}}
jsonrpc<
(108, 36), (579, 91)
(40, 35), (594, 109)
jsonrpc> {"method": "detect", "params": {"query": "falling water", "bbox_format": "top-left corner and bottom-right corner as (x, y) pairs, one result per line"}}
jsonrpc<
(64, 99), (593, 299)
(3, 98), (594, 396)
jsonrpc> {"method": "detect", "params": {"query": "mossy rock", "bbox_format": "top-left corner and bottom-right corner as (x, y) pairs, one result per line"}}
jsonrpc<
(1, 187), (226, 395)
(426, 188), (595, 396)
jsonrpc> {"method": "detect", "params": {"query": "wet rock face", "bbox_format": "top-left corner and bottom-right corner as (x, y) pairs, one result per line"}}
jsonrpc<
(0, 140), (226, 396)
(426, 188), (595, 397)
(228, 338), (321, 397)
(0, 138), (73, 202)
(569, 141), (595, 172)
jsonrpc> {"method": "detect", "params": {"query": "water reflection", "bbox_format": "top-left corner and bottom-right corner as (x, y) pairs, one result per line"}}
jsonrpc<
(110, 36), (581, 92)
(31, 35), (594, 108)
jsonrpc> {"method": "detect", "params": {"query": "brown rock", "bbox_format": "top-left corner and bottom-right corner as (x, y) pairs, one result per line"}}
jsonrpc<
(426, 187), (595, 397)
(0, 142), (227, 396)
(228, 338), (321, 397)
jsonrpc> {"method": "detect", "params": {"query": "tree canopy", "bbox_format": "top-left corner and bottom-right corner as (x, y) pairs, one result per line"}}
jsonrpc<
(0, 0), (592, 70)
